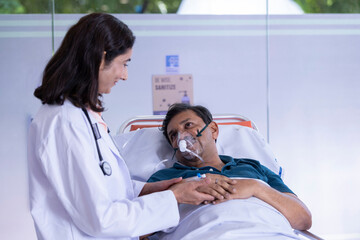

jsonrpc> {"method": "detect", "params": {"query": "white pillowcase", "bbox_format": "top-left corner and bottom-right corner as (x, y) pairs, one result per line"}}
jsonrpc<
(113, 125), (282, 182)
(216, 125), (281, 176)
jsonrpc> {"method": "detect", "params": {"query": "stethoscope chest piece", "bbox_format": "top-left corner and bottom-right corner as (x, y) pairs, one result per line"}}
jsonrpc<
(82, 108), (113, 177)
(100, 161), (112, 176)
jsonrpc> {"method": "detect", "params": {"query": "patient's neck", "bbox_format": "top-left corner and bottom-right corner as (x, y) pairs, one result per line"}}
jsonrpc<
(179, 154), (224, 171)
(200, 155), (225, 171)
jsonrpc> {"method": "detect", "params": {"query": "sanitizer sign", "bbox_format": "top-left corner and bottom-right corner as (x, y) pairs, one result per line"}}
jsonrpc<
(152, 74), (193, 115)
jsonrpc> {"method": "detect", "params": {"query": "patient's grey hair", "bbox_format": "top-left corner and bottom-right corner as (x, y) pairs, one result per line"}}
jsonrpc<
(161, 103), (213, 145)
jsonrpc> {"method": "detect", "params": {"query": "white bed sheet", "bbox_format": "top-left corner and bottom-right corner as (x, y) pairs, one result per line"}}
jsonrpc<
(153, 197), (301, 240)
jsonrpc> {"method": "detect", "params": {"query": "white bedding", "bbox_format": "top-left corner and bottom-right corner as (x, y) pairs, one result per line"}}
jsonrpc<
(152, 198), (301, 240)
(114, 124), (299, 239)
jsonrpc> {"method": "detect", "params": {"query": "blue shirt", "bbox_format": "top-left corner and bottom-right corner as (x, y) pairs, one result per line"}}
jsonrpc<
(148, 155), (294, 194)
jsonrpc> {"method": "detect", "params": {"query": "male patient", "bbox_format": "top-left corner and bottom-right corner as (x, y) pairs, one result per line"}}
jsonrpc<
(148, 103), (312, 232)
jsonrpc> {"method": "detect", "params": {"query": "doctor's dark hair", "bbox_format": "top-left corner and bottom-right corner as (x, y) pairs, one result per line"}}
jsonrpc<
(34, 13), (135, 112)
(161, 103), (213, 145)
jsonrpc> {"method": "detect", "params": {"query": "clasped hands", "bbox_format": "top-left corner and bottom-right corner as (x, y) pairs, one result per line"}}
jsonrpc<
(196, 173), (260, 204)
(142, 174), (260, 205)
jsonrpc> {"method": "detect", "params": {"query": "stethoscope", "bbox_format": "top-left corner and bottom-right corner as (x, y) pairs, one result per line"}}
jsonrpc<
(82, 108), (112, 176)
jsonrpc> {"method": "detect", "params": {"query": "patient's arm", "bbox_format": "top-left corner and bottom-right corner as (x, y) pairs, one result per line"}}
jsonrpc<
(139, 177), (183, 196)
(224, 179), (312, 230)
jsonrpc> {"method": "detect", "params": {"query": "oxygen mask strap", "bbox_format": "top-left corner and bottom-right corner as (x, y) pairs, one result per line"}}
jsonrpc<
(171, 148), (178, 160)
(196, 123), (209, 137)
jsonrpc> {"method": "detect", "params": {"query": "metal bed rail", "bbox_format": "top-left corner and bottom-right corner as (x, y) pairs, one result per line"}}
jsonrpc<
(118, 114), (258, 134)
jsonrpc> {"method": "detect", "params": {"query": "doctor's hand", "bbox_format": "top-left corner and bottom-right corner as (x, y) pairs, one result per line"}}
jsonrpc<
(196, 174), (237, 203)
(140, 177), (183, 196)
(169, 178), (215, 205)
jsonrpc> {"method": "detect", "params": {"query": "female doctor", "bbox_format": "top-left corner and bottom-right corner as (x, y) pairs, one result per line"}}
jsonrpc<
(27, 13), (217, 240)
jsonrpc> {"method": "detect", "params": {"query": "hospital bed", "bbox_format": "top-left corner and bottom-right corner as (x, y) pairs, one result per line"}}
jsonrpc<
(114, 114), (323, 240)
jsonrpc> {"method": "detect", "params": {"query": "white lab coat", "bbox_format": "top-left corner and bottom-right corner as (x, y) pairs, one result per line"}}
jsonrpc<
(27, 100), (180, 240)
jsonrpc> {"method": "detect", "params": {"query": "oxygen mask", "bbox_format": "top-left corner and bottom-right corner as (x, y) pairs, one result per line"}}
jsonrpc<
(176, 131), (204, 162)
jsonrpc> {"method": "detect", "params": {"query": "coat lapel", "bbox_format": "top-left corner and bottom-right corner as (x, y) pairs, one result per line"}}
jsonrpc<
(86, 111), (122, 159)
(101, 129), (122, 159)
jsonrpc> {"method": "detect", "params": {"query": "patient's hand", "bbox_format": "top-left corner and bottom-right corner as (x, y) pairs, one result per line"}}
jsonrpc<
(229, 178), (259, 199)
(196, 174), (237, 203)
(210, 178), (260, 204)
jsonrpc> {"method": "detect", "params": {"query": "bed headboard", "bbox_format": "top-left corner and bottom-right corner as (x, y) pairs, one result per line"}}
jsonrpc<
(117, 114), (258, 134)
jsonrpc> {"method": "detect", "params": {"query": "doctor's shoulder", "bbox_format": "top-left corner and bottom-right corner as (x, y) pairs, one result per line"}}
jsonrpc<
(31, 101), (89, 136)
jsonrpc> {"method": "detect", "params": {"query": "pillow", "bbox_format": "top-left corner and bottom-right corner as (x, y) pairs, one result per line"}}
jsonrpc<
(216, 125), (281, 176)
(113, 125), (282, 182)
(113, 128), (176, 182)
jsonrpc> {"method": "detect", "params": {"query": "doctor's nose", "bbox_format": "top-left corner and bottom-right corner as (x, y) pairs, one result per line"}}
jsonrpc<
(120, 68), (128, 81)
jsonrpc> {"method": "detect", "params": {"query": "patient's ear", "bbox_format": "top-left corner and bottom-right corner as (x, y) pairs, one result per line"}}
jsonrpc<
(209, 121), (219, 140)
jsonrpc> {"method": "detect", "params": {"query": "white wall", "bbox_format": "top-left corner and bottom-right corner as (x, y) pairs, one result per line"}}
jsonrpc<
(269, 18), (360, 237)
(0, 14), (53, 239)
(0, 14), (359, 239)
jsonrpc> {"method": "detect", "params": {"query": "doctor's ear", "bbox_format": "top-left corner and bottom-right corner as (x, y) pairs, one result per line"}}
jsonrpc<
(209, 121), (219, 140)
(99, 51), (107, 70)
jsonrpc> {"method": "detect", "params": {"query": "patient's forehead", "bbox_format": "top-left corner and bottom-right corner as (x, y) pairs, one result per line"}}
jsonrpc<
(167, 110), (204, 133)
